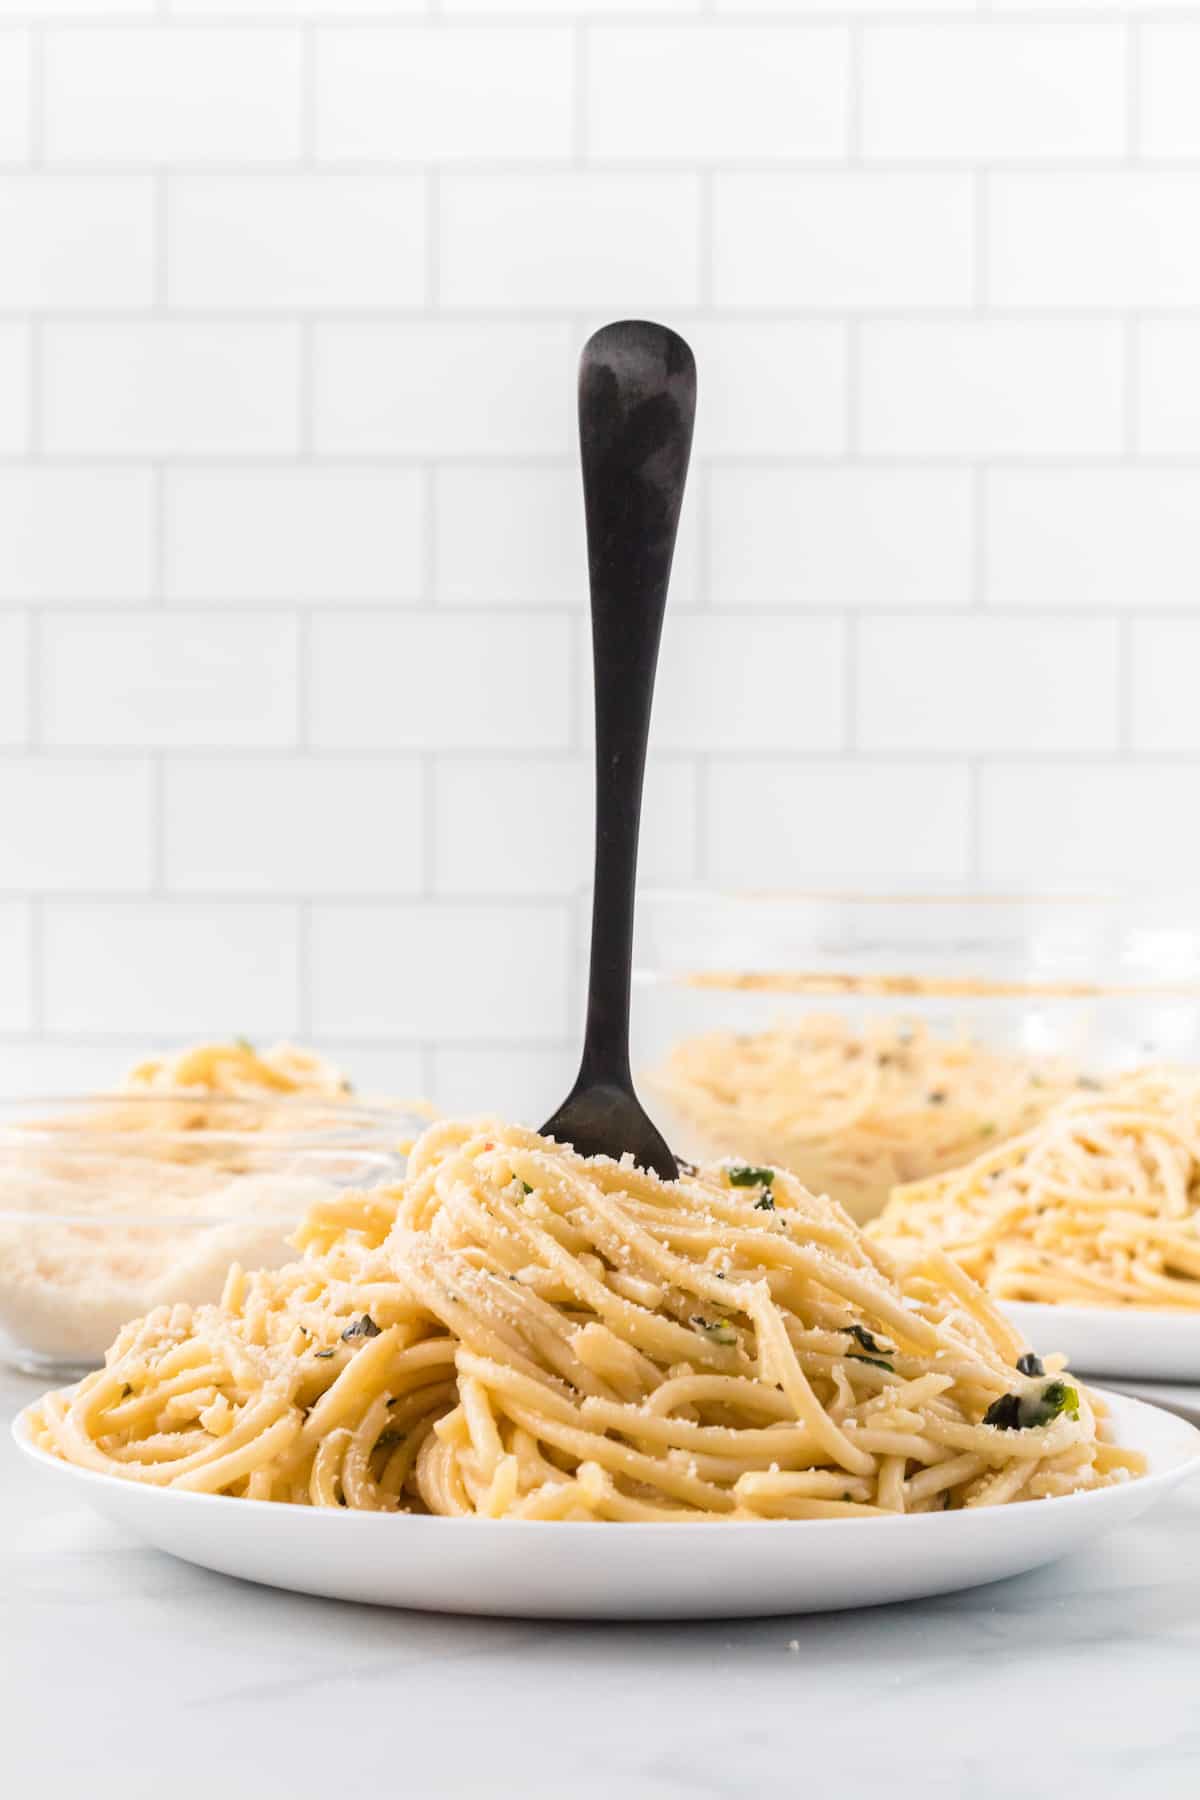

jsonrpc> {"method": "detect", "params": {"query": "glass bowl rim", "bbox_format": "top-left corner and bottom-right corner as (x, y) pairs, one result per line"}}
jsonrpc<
(0, 1091), (427, 1143)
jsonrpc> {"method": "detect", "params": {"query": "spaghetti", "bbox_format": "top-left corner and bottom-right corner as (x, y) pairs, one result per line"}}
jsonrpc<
(872, 1068), (1200, 1311)
(650, 1015), (1081, 1224)
(124, 1040), (354, 1102)
(30, 1119), (1139, 1516)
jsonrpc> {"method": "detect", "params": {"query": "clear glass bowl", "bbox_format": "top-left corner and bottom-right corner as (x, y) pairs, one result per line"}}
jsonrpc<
(0, 1091), (422, 1146)
(634, 888), (1200, 1223)
(0, 1107), (412, 1379)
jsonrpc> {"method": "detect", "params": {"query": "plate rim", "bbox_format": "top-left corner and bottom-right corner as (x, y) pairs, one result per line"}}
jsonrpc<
(12, 1385), (1200, 1536)
(1000, 1299), (1200, 1325)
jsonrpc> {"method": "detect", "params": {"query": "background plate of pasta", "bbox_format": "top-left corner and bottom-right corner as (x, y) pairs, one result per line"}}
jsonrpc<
(15, 1120), (1200, 1619)
(873, 1069), (1200, 1380)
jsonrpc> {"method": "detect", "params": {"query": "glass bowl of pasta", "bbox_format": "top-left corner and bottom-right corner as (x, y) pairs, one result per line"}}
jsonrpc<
(635, 888), (1200, 1227)
(0, 1125), (408, 1380)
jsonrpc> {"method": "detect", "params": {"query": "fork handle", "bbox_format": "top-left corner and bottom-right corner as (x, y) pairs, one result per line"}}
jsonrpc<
(575, 319), (697, 1085)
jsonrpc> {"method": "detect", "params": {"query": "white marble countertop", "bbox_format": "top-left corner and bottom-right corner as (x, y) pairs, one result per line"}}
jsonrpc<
(4, 1365), (1200, 1800)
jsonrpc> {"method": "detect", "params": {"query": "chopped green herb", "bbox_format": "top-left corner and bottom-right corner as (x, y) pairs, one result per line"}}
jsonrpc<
(753, 1193), (776, 1212)
(1015, 1351), (1045, 1377)
(984, 1379), (1079, 1431)
(341, 1314), (381, 1342)
(120, 1384), (133, 1399)
(691, 1315), (739, 1347)
(1038, 1379), (1080, 1423)
(840, 1323), (891, 1357)
(728, 1163), (774, 1189)
(314, 1348), (336, 1360)
(519, 1180), (533, 1195)
(848, 1353), (894, 1373)
(983, 1392), (1022, 1430)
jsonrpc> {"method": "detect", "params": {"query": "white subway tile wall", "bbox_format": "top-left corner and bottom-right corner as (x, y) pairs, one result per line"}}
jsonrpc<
(2, 7), (1199, 1119)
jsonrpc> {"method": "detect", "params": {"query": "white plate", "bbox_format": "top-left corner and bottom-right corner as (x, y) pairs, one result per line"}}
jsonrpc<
(1001, 1301), (1200, 1382)
(12, 1391), (1200, 1620)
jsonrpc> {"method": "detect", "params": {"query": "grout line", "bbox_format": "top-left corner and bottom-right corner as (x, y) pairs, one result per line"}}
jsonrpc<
(1, 11), (1158, 28)
(32, 154), (1200, 177)
(0, 600), (1179, 625)
(20, 450), (1200, 472)
(14, 303), (1196, 326)
(5, 747), (1200, 775)
(0, 1028), (576, 1055)
(0, 887), (603, 908)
